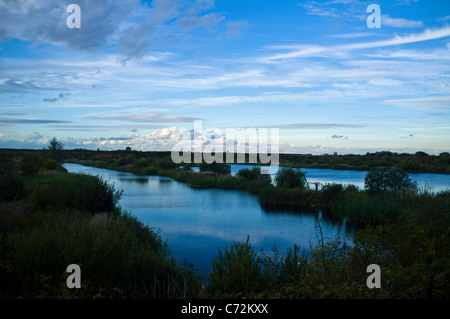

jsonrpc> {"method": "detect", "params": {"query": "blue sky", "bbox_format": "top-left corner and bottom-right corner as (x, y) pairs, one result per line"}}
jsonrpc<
(0, 0), (449, 154)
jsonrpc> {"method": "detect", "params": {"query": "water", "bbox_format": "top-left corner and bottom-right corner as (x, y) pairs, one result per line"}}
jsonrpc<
(193, 164), (450, 192)
(63, 163), (350, 275)
(63, 163), (450, 275)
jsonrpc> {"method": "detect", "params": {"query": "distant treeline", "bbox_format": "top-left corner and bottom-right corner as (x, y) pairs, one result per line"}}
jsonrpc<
(1, 148), (449, 174)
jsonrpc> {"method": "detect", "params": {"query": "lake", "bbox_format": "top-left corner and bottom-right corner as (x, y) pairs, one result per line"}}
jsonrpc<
(193, 164), (450, 192)
(63, 163), (450, 275)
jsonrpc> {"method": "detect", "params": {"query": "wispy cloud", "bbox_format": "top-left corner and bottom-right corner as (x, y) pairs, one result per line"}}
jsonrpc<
(382, 15), (423, 28)
(0, 118), (72, 125)
(87, 112), (201, 123)
(263, 27), (450, 61)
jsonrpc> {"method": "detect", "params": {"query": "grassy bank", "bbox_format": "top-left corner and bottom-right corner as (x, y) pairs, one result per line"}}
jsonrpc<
(0, 157), (201, 299)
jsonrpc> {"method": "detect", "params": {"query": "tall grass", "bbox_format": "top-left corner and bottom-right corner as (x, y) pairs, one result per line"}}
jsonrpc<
(30, 173), (123, 214)
(0, 169), (201, 299)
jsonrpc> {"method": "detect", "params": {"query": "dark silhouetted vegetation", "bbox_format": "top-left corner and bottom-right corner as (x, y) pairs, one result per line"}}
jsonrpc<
(199, 162), (231, 175)
(364, 168), (417, 194)
(0, 148), (449, 299)
(0, 154), (201, 299)
(274, 168), (307, 189)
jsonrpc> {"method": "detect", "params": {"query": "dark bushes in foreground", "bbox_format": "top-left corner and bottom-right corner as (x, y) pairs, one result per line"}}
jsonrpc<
(0, 170), (201, 299)
(207, 203), (450, 299)
(31, 173), (123, 214)
(0, 208), (201, 298)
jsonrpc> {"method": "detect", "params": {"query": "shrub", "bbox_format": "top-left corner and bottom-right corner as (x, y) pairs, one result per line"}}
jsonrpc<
(31, 173), (123, 214)
(1, 208), (201, 298)
(237, 167), (271, 182)
(364, 168), (417, 194)
(274, 168), (307, 189)
(41, 159), (59, 170)
(321, 183), (344, 202)
(208, 237), (266, 297)
(199, 162), (231, 175)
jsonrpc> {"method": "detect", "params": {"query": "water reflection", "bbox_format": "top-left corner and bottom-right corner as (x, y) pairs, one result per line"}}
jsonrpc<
(118, 177), (149, 184)
(62, 163), (448, 274)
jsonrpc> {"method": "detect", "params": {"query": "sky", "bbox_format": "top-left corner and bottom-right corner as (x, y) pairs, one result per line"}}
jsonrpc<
(0, 0), (449, 155)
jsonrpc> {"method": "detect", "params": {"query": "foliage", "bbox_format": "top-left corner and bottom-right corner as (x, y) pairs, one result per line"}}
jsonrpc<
(134, 158), (150, 168)
(157, 156), (177, 170)
(0, 166), (201, 298)
(31, 173), (123, 214)
(364, 168), (417, 194)
(237, 167), (271, 182)
(321, 183), (344, 203)
(48, 137), (64, 151)
(274, 168), (307, 189)
(41, 158), (60, 170)
(208, 237), (268, 297)
(0, 207), (201, 298)
(199, 162), (231, 175)
(116, 154), (136, 166)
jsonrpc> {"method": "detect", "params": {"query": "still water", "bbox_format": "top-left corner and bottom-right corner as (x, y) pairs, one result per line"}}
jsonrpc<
(193, 164), (450, 192)
(63, 163), (450, 274)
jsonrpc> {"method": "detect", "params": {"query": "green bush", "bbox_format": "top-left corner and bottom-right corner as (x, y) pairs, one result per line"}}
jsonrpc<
(41, 159), (60, 170)
(208, 237), (266, 297)
(274, 168), (307, 189)
(31, 173), (123, 214)
(1, 209), (201, 298)
(364, 168), (417, 194)
(321, 183), (344, 202)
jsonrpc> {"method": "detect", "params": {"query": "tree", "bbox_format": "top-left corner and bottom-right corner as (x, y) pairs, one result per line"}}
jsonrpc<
(364, 168), (417, 194)
(48, 137), (64, 151)
(385, 169), (417, 192)
(274, 168), (307, 189)
(364, 169), (386, 193)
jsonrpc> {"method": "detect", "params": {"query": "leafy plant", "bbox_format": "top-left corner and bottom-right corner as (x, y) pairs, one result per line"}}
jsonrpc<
(274, 168), (307, 189)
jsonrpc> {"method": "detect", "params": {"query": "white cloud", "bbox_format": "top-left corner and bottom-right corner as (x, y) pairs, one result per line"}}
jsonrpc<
(0, 0), (232, 63)
(30, 132), (44, 140)
(382, 15), (423, 28)
(263, 27), (450, 61)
